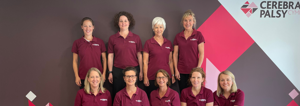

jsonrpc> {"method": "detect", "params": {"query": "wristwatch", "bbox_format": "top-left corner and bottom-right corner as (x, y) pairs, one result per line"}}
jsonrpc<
(108, 71), (112, 73)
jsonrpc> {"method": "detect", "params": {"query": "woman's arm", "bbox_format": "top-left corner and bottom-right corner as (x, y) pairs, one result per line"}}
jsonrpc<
(143, 52), (149, 86)
(169, 52), (175, 83)
(137, 52), (143, 81)
(73, 53), (81, 86)
(173, 45), (180, 80)
(101, 52), (107, 82)
(197, 42), (204, 67)
(107, 53), (114, 84)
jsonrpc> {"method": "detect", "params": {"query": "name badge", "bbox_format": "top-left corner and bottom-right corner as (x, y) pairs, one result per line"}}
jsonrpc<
(129, 41), (136, 43)
(165, 100), (171, 102)
(136, 100), (142, 102)
(199, 99), (206, 101)
(165, 47), (170, 49)
(231, 100), (235, 102)
(92, 44), (99, 46)
(100, 99), (107, 101)
(190, 38), (197, 41)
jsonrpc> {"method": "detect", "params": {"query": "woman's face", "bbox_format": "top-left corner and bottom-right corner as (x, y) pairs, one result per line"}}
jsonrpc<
(219, 74), (233, 92)
(81, 20), (94, 36)
(156, 72), (168, 87)
(124, 70), (136, 86)
(190, 72), (204, 88)
(118, 15), (130, 30)
(182, 15), (194, 30)
(153, 24), (164, 36)
(88, 70), (101, 88)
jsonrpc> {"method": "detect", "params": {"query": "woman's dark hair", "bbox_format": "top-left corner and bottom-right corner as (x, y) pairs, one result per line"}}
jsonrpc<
(122, 66), (137, 76)
(81, 17), (94, 26)
(114, 11), (135, 30)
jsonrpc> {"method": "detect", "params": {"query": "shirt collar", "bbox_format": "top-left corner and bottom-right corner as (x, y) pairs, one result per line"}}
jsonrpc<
(179, 29), (197, 38)
(123, 87), (139, 96)
(117, 31), (133, 38)
(189, 86), (205, 97)
(82, 36), (97, 42)
(156, 87), (171, 99)
(150, 37), (167, 44)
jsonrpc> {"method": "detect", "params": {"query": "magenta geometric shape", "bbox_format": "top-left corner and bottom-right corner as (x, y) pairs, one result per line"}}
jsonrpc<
(287, 100), (299, 106)
(248, 2), (258, 8)
(46, 103), (53, 106)
(205, 58), (221, 92)
(28, 100), (35, 106)
(246, 12), (251, 17)
(198, 5), (254, 72)
(289, 89), (299, 99)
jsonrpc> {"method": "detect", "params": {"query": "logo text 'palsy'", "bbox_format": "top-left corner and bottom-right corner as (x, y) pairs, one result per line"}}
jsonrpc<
(260, 1), (300, 18)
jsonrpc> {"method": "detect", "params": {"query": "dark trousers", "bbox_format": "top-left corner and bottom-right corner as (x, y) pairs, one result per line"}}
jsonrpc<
(80, 79), (85, 89)
(178, 74), (190, 94)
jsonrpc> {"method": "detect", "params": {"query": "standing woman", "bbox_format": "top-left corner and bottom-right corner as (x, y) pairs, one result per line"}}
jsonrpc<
(173, 9), (205, 92)
(113, 67), (149, 106)
(180, 68), (213, 106)
(150, 69), (180, 106)
(213, 70), (244, 106)
(143, 17), (176, 97)
(74, 68), (112, 106)
(72, 17), (107, 89)
(107, 11), (143, 97)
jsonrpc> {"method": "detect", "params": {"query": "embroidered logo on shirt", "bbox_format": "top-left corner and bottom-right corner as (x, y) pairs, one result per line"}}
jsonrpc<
(165, 100), (171, 102)
(129, 41), (136, 43)
(190, 38), (197, 41)
(136, 100), (142, 102)
(92, 44), (99, 46)
(100, 99), (107, 101)
(165, 47), (171, 49)
(199, 99), (206, 102)
(231, 100), (235, 102)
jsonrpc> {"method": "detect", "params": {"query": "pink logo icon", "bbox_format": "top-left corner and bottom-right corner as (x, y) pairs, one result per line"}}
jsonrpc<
(241, 1), (258, 17)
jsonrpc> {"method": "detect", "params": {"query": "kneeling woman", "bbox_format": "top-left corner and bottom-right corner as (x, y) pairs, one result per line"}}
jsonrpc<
(74, 68), (112, 106)
(114, 67), (149, 106)
(213, 70), (244, 106)
(180, 68), (213, 106)
(150, 69), (180, 106)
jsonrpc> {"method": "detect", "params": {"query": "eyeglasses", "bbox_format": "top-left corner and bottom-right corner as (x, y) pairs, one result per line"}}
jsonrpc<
(125, 75), (136, 79)
(156, 76), (167, 80)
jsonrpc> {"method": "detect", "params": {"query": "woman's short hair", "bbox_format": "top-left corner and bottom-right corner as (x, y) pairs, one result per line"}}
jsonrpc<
(122, 66), (138, 86)
(114, 11), (135, 30)
(154, 69), (171, 87)
(188, 67), (206, 86)
(216, 70), (238, 97)
(81, 17), (94, 26)
(152, 17), (166, 31)
(84, 67), (106, 94)
(181, 9), (196, 29)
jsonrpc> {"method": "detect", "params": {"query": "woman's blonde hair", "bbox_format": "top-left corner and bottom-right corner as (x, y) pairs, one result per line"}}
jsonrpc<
(181, 9), (196, 29)
(216, 70), (238, 97)
(84, 67), (106, 94)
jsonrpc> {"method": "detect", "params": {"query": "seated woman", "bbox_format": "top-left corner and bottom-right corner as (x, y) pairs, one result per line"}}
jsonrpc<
(213, 70), (244, 106)
(180, 68), (213, 106)
(113, 67), (149, 106)
(150, 69), (180, 106)
(74, 67), (112, 106)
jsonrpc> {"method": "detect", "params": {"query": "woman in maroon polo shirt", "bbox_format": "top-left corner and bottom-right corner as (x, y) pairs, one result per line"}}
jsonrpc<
(74, 68), (112, 106)
(143, 17), (178, 97)
(150, 69), (180, 106)
(173, 9), (205, 92)
(180, 68), (213, 106)
(107, 11), (143, 99)
(213, 70), (244, 106)
(72, 17), (107, 89)
(114, 67), (149, 106)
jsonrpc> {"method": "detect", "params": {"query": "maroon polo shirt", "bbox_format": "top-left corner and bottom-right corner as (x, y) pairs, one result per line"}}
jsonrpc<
(113, 87), (150, 106)
(143, 37), (173, 80)
(150, 87), (180, 106)
(180, 86), (213, 106)
(74, 89), (112, 106)
(72, 37), (106, 79)
(213, 89), (244, 106)
(173, 29), (205, 74)
(108, 31), (142, 69)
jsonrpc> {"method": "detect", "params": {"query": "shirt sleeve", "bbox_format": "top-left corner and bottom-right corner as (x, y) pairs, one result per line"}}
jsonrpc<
(206, 89), (214, 103)
(100, 39), (106, 52)
(142, 91), (150, 106)
(234, 90), (245, 106)
(213, 92), (219, 105)
(180, 89), (187, 103)
(197, 31), (205, 44)
(113, 92), (121, 106)
(108, 36), (114, 53)
(169, 41), (174, 52)
(136, 36), (143, 52)
(143, 41), (150, 53)
(72, 40), (78, 54)
(103, 90), (111, 106)
(172, 91), (181, 106)
(74, 90), (82, 106)
(173, 35), (179, 45)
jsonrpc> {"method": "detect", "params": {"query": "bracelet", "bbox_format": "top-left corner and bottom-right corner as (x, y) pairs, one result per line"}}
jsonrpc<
(108, 71), (112, 73)
(172, 74), (175, 76)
